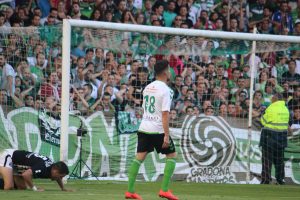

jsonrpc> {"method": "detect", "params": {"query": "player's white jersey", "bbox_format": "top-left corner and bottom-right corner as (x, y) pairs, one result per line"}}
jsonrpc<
(138, 80), (173, 134)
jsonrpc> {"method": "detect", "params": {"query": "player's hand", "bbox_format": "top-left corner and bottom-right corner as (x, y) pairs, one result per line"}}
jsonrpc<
(162, 135), (170, 149)
(35, 187), (45, 192)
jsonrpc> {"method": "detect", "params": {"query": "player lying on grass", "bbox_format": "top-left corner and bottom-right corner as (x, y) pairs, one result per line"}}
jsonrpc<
(0, 149), (72, 191)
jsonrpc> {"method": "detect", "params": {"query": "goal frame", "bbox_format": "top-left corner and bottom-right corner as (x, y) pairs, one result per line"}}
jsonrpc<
(61, 19), (300, 183)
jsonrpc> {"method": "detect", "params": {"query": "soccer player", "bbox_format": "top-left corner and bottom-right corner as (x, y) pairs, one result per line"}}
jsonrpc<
(12, 150), (71, 191)
(125, 60), (178, 200)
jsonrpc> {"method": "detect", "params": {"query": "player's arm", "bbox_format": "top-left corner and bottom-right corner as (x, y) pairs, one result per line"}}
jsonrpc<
(21, 169), (34, 188)
(56, 178), (64, 190)
(162, 111), (170, 148)
(161, 88), (172, 149)
(21, 169), (43, 191)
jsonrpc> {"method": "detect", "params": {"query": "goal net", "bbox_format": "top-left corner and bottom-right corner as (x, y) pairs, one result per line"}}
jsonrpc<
(0, 26), (62, 161)
(60, 20), (300, 184)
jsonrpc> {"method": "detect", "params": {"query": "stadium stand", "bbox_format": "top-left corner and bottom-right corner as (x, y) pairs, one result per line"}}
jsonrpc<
(0, 0), (299, 122)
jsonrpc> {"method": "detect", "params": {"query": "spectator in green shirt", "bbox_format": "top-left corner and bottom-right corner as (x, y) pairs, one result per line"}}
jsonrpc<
(79, 0), (95, 19)
(29, 53), (47, 84)
(163, 0), (177, 27)
(272, 54), (288, 81)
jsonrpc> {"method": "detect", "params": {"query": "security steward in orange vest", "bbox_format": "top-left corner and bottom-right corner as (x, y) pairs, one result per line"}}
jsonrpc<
(260, 93), (289, 185)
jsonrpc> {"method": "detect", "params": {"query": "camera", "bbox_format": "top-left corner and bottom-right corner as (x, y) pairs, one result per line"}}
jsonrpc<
(77, 119), (87, 137)
(77, 116), (87, 137)
(77, 127), (87, 137)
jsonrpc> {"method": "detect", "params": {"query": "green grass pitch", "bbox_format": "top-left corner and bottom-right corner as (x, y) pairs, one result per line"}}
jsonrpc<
(1, 180), (300, 200)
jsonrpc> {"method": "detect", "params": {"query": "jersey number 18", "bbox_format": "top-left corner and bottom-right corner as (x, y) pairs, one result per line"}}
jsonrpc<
(144, 95), (156, 113)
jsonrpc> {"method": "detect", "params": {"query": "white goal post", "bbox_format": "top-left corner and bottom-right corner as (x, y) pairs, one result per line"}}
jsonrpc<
(61, 19), (300, 181)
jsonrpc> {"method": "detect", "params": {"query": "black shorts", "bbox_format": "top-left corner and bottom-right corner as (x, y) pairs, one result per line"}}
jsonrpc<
(137, 132), (176, 155)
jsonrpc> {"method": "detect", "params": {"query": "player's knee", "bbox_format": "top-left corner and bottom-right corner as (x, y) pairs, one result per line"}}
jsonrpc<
(135, 156), (145, 162)
(136, 152), (147, 161)
(166, 152), (177, 159)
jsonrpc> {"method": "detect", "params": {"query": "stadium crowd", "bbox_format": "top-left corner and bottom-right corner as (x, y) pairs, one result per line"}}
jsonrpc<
(0, 0), (299, 131)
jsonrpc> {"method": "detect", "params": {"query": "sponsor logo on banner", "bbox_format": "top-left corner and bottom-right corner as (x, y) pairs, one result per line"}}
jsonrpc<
(187, 166), (235, 183)
(38, 109), (61, 146)
(182, 115), (236, 183)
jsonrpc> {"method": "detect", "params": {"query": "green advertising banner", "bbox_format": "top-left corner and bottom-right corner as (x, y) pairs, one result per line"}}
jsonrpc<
(0, 107), (299, 184)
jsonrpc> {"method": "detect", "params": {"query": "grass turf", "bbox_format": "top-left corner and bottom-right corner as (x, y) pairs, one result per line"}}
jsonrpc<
(1, 180), (300, 200)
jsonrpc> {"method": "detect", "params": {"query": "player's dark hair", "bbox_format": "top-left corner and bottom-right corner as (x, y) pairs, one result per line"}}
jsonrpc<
(52, 161), (69, 175)
(154, 60), (169, 76)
